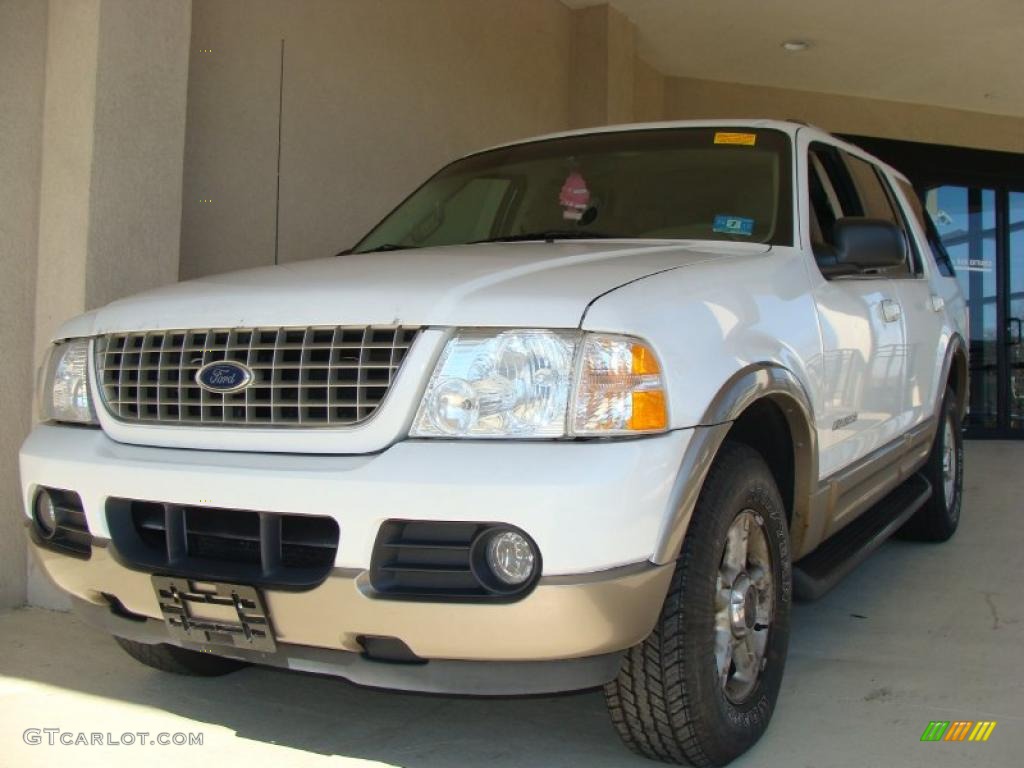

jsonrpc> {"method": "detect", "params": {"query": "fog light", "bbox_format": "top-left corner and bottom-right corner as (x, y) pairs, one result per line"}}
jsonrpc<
(34, 490), (58, 539)
(486, 530), (536, 586)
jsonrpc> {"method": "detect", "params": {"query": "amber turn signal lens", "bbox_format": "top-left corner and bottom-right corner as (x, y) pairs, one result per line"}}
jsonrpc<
(628, 390), (667, 431)
(631, 344), (661, 375)
(573, 335), (668, 434)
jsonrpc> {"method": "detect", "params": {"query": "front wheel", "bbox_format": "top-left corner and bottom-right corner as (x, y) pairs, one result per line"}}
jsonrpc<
(605, 442), (791, 766)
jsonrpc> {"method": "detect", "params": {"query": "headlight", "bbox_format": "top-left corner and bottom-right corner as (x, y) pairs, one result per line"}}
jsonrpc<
(38, 339), (97, 425)
(411, 329), (577, 438)
(410, 329), (666, 438)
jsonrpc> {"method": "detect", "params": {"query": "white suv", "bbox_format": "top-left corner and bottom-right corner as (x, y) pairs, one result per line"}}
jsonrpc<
(22, 120), (967, 766)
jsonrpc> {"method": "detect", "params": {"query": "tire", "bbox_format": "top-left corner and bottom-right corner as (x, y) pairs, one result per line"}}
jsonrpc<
(898, 388), (963, 542)
(604, 442), (792, 766)
(114, 636), (247, 676)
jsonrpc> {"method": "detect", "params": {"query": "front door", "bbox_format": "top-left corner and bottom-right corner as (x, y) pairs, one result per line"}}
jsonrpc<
(925, 185), (1024, 436)
(806, 142), (907, 477)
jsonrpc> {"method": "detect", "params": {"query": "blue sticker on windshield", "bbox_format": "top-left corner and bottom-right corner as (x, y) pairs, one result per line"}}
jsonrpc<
(713, 215), (754, 236)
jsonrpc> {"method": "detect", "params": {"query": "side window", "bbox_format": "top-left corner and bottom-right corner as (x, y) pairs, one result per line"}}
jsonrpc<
(841, 152), (915, 277)
(896, 179), (956, 277)
(807, 144), (870, 277)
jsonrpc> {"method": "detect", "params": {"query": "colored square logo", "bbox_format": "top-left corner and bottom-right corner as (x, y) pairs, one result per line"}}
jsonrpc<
(713, 215), (754, 237)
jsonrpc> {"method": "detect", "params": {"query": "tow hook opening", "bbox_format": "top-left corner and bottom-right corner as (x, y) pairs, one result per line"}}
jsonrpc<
(357, 635), (427, 665)
(101, 592), (148, 623)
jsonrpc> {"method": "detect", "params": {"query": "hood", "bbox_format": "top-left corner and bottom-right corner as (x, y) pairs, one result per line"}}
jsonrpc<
(67, 240), (769, 337)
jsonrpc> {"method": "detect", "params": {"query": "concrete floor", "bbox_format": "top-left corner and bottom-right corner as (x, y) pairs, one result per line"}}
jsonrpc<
(0, 442), (1021, 768)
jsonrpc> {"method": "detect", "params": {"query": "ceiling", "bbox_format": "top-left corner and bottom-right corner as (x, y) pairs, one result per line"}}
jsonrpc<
(562, 0), (1024, 117)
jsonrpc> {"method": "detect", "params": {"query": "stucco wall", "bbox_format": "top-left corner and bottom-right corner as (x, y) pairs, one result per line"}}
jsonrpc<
(180, 0), (574, 279)
(0, 0), (49, 609)
(633, 57), (666, 123)
(666, 76), (1024, 153)
(27, 0), (192, 609)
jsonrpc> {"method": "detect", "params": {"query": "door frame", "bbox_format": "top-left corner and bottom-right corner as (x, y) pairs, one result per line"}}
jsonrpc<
(841, 134), (1024, 439)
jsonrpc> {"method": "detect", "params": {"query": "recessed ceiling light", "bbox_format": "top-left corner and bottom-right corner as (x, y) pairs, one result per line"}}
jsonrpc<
(782, 40), (811, 52)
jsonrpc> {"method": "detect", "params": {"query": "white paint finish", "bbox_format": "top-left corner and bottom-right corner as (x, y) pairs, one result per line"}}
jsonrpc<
(790, 127), (966, 475)
(52, 239), (766, 454)
(27, 119), (967, 635)
(1, 442), (1021, 766)
(0, 0), (48, 609)
(580, 244), (826, 441)
(808, 276), (905, 476)
(77, 241), (766, 334)
(562, 0), (1024, 118)
(886, 178), (965, 433)
(20, 423), (692, 575)
(46, 119), (963, 470)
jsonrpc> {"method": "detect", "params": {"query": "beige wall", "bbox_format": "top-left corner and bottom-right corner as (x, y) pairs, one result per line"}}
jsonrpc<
(665, 76), (1024, 154)
(180, 0), (574, 279)
(0, 0), (49, 609)
(633, 57), (665, 124)
(27, 0), (192, 609)
(569, 3), (638, 128)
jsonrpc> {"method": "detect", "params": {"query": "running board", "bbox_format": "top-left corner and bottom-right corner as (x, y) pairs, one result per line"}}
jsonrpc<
(793, 473), (932, 601)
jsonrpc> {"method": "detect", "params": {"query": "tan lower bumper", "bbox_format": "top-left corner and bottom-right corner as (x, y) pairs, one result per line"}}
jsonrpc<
(32, 540), (674, 661)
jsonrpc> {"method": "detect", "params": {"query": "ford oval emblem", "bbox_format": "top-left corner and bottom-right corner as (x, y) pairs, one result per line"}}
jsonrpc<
(195, 361), (253, 393)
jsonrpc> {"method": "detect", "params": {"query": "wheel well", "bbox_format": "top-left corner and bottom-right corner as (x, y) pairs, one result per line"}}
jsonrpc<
(724, 398), (795, 524)
(948, 348), (968, 419)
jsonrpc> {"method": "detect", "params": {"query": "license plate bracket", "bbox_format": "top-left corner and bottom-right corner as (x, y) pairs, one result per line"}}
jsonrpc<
(152, 576), (276, 653)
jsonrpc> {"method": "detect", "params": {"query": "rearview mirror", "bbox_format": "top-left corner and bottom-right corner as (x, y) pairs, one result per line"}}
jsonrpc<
(816, 218), (906, 278)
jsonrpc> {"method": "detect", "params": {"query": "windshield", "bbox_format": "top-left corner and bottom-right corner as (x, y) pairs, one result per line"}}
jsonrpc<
(352, 127), (793, 253)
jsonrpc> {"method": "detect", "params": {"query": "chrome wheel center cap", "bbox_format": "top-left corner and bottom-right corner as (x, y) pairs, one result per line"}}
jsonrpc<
(715, 509), (774, 705)
(729, 573), (755, 637)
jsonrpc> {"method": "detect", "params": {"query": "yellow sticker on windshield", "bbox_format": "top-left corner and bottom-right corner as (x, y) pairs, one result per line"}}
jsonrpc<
(714, 132), (757, 146)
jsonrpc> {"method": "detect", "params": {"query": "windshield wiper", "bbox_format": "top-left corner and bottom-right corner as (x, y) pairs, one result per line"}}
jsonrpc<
(471, 230), (621, 244)
(355, 243), (416, 253)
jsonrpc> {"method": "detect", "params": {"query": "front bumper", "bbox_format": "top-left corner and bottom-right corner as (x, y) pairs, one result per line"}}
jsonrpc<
(69, 594), (626, 695)
(21, 424), (690, 672)
(32, 539), (673, 663)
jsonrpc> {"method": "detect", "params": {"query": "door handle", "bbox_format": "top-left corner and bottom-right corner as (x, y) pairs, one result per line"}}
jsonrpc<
(881, 299), (902, 323)
(930, 294), (945, 312)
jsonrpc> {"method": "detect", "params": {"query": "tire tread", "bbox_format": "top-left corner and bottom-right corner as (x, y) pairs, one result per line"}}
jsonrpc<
(605, 442), (784, 766)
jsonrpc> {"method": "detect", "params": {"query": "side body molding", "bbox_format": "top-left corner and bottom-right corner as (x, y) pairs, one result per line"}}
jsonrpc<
(651, 364), (820, 564)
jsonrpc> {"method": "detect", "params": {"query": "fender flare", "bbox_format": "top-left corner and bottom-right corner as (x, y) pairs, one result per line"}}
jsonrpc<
(651, 363), (819, 564)
(938, 333), (968, 421)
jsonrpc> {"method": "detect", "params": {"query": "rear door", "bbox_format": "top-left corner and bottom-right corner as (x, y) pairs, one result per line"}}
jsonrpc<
(804, 142), (907, 478)
(878, 171), (952, 432)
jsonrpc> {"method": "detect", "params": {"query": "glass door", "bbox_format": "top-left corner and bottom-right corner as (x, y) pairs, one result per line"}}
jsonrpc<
(1009, 192), (1024, 432)
(926, 186), (999, 433)
(926, 185), (1024, 436)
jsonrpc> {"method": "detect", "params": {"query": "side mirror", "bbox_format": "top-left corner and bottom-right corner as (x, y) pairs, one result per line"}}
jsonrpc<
(816, 217), (906, 278)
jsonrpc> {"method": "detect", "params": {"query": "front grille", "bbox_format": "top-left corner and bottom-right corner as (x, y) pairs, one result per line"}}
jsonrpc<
(95, 326), (419, 427)
(369, 520), (539, 602)
(106, 499), (340, 589)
